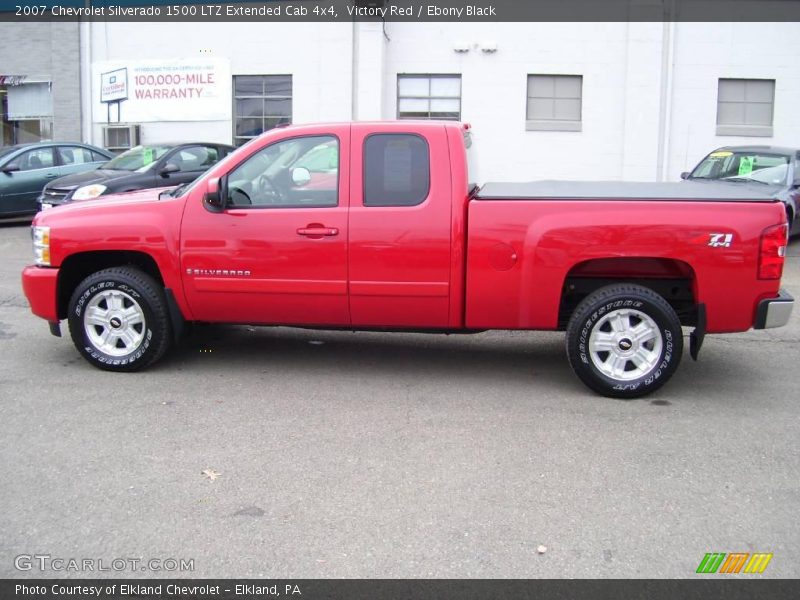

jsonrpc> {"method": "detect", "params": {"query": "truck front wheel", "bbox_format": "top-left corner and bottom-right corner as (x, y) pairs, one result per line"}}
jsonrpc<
(67, 267), (172, 372)
(565, 284), (683, 399)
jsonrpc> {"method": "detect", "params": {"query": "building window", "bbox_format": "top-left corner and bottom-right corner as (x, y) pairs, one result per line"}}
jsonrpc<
(1, 82), (54, 145)
(526, 74), (582, 132)
(397, 75), (461, 121)
(233, 75), (292, 147)
(716, 78), (775, 137)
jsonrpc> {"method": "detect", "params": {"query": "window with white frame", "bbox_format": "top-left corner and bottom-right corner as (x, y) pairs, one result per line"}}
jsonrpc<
(397, 75), (461, 121)
(526, 74), (582, 131)
(716, 78), (775, 137)
(233, 75), (292, 147)
(2, 82), (54, 144)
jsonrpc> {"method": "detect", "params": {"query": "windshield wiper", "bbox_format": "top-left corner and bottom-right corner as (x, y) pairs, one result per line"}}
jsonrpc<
(159, 183), (185, 199)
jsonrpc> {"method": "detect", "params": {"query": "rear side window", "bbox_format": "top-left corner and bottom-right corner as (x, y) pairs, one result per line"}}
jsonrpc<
(363, 134), (429, 207)
(58, 146), (95, 165)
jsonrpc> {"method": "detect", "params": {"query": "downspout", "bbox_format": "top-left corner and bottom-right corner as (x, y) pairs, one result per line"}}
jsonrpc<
(351, 21), (358, 120)
(656, 2), (676, 181)
(80, 19), (93, 144)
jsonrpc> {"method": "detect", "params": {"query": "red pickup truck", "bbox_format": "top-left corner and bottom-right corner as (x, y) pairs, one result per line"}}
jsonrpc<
(21, 121), (793, 398)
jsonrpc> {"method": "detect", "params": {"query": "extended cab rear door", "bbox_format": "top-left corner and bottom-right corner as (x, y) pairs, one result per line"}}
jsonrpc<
(348, 123), (453, 327)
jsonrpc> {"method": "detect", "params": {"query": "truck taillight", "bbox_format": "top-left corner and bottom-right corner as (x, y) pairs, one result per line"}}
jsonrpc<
(758, 223), (788, 280)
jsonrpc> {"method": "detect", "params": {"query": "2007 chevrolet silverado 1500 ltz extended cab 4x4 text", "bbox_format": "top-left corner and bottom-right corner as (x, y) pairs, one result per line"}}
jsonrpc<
(21, 122), (794, 398)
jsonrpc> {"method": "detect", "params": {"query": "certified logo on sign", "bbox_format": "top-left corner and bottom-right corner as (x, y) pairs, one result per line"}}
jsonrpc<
(100, 68), (128, 103)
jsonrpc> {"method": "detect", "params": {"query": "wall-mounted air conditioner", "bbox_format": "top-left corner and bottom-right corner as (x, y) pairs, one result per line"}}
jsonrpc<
(102, 124), (140, 152)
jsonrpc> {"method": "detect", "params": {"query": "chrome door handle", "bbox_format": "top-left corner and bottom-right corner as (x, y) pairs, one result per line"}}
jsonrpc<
(297, 227), (339, 237)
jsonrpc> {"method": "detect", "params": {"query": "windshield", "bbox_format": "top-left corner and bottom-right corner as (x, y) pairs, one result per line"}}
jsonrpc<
(103, 145), (172, 172)
(690, 151), (790, 186)
(0, 146), (21, 161)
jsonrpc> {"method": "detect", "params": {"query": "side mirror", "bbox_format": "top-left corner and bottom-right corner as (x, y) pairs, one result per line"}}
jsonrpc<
(680, 172), (690, 180)
(2, 161), (20, 174)
(291, 167), (312, 187)
(159, 163), (180, 177)
(204, 177), (225, 211)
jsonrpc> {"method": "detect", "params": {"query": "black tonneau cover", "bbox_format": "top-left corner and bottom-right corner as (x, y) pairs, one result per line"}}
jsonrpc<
(475, 181), (778, 202)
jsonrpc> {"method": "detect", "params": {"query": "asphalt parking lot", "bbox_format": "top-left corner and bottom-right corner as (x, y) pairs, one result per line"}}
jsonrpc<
(0, 221), (798, 579)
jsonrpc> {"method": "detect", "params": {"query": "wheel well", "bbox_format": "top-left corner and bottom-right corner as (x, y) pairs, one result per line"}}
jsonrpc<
(558, 257), (698, 329)
(57, 251), (164, 319)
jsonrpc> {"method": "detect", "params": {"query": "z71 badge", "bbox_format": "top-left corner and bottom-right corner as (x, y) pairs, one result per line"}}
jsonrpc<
(708, 233), (733, 248)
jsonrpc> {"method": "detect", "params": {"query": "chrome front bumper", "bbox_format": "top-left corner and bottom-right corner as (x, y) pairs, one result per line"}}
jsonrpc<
(754, 289), (794, 329)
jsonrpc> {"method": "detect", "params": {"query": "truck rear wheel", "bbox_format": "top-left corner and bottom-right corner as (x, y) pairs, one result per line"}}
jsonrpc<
(565, 284), (683, 398)
(67, 267), (171, 372)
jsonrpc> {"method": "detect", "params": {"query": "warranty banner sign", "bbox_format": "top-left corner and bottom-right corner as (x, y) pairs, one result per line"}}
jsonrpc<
(92, 58), (232, 122)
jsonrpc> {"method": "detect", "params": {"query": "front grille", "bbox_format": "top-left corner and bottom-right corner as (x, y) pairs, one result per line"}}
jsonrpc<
(41, 188), (72, 203)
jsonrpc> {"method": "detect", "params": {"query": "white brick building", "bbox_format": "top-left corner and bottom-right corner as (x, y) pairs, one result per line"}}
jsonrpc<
(0, 22), (83, 145)
(80, 20), (800, 182)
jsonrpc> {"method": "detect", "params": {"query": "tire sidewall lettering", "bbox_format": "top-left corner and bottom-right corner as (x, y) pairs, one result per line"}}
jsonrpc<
(83, 327), (152, 366)
(74, 278), (153, 366)
(573, 294), (677, 395)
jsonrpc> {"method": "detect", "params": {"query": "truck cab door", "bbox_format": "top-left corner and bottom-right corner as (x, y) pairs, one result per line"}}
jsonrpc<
(348, 124), (453, 327)
(179, 128), (351, 326)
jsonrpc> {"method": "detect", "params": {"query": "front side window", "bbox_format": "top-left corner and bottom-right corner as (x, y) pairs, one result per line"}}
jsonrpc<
(717, 78), (775, 137)
(363, 134), (430, 207)
(526, 74), (582, 131)
(226, 135), (338, 208)
(233, 75), (292, 147)
(397, 75), (461, 121)
(17, 147), (54, 171)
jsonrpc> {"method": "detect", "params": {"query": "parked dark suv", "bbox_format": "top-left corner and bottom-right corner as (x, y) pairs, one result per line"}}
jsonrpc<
(38, 142), (234, 210)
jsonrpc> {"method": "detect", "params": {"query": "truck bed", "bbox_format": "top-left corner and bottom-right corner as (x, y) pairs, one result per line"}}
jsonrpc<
(475, 180), (778, 202)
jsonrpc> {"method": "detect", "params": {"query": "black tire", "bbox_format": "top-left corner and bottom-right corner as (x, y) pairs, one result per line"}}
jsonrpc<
(565, 284), (683, 399)
(67, 267), (172, 372)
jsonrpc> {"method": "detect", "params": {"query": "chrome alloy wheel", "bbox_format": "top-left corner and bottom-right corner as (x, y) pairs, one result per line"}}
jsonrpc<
(588, 308), (663, 382)
(83, 289), (146, 357)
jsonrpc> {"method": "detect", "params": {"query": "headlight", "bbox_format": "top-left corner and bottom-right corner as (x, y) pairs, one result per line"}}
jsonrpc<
(32, 226), (51, 266)
(72, 184), (107, 200)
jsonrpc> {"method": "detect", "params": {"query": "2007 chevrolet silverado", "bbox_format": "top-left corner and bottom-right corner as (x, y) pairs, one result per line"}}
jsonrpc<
(21, 122), (794, 398)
